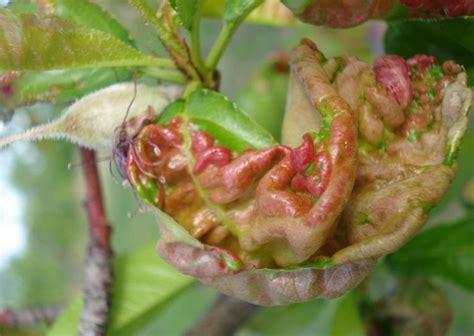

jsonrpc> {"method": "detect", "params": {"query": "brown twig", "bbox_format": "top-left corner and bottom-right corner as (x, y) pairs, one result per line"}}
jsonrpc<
(184, 294), (257, 336)
(0, 305), (64, 327)
(79, 148), (113, 336)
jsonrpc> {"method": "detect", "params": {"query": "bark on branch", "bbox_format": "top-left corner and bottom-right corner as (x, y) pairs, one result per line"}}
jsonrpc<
(79, 148), (113, 336)
(185, 294), (257, 336)
(0, 305), (64, 327)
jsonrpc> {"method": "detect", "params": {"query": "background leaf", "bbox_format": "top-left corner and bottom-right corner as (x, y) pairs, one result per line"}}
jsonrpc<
(330, 291), (366, 336)
(385, 17), (474, 85)
(387, 216), (474, 291)
(237, 60), (288, 140)
(0, 9), (168, 71)
(48, 243), (194, 336)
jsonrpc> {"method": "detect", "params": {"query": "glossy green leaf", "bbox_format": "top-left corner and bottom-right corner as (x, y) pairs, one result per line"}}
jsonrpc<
(385, 17), (474, 86)
(52, 0), (133, 44)
(160, 89), (277, 152)
(224, 0), (264, 24)
(48, 243), (194, 336)
(387, 216), (474, 291)
(0, 9), (170, 71)
(237, 62), (288, 140)
(189, 89), (277, 151)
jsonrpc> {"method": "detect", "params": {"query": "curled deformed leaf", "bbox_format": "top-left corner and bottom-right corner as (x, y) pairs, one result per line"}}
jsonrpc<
(281, 1), (474, 28)
(281, 0), (396, 28)
(332, 55), (472, 264)
(0, 83), (181, 151)
(116, 39), (471, 305)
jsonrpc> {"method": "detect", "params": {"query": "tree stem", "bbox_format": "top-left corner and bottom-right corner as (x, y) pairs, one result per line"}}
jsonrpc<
(78, 148), (113, 336)
(0, 305), (64, 327)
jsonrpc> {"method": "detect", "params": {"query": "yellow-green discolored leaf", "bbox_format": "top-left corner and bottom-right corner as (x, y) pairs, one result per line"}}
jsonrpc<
(0, 9), (171, 71)
(51, 0), (134, 44)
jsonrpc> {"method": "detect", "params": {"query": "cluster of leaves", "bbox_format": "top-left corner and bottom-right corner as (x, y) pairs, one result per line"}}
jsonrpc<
(0, 0), (473, 335)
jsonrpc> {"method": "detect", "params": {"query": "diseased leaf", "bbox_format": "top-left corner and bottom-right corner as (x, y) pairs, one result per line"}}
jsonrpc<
(281, 0), (396, 28)
(117, 40), (471, 306)
(385, 17), (474, 86)
(0, 83), (179, 151)
(48, 243), (194, 336)
(281, 1), (474, 28)
(387, 216), (474, 291)
(0, 9), (169, 71)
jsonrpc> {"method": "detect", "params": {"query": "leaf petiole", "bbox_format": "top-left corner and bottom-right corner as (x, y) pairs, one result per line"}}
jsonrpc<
(205, 22), (236, 70)
(143, 66), (187, 84)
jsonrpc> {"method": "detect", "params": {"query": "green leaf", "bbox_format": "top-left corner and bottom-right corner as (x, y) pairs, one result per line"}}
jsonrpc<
(139, 285), (218, 335)
(0, 9), (171, 71)
(160, 89), (277, 152)
(48, 243), (194, 336)
(387, 216), (474, 291)
(237, 62), (289, 140)
(330, 291), (366, 336)
(52, 0), (133, 44)
(385, 17), (474, 86)
(224, 0), (264, 24)
(173, 0), (202, 31)
(186, 89), (277, 151)
(240, 299), (328, 335)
